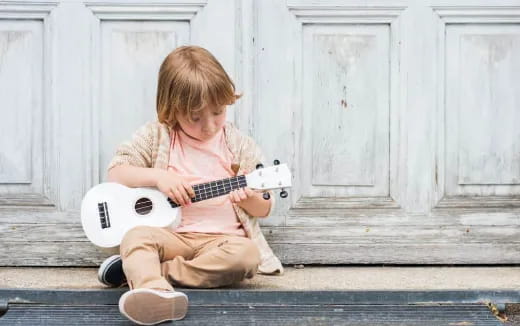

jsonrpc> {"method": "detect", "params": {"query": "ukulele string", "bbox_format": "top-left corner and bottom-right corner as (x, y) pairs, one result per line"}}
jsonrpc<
(133, 179), (247, 211)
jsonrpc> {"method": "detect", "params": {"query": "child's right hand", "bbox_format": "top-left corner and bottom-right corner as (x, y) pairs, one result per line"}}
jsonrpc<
(155, 170), (195, 207)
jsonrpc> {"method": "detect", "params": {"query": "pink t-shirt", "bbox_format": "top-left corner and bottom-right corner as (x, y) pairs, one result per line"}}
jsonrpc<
(167, 127), (246, 237)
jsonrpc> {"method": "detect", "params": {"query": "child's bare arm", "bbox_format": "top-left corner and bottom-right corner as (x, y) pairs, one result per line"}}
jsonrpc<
(108, 165), (164, 188)
(108, 165), (195, 206)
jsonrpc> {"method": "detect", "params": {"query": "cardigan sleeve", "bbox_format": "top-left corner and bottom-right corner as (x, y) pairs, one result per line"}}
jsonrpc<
(107, 122), (155, 171)
(239, 135), (277, 216)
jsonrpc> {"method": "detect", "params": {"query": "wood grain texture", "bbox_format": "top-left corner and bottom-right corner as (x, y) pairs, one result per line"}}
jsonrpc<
(1, 214), (519, 265)
(2, 237), (519, 266)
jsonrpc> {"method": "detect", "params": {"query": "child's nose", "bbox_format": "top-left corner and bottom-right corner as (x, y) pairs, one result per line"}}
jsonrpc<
(201, 120), (215, 132)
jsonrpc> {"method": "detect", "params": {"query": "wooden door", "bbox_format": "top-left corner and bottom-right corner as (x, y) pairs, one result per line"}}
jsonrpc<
(0, 0), (239, 265)
(1, 0), (519, 266)
(246, 0), (520, 264)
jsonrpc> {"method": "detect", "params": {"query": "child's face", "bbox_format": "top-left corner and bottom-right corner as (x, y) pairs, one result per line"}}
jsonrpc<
(177, 104), (227, 142)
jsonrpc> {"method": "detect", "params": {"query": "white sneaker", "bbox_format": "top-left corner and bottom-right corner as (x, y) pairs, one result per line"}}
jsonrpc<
(119, 288), (189, 325)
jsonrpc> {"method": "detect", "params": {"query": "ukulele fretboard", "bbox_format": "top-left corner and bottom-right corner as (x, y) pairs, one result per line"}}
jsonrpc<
(167, 175), (247, 208)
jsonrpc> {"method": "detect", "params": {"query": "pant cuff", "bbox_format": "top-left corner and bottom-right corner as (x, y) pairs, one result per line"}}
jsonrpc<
(138, 278), (174, 291)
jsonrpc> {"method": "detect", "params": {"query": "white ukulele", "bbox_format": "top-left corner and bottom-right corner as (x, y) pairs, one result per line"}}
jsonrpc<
(81, 162), (291, 248)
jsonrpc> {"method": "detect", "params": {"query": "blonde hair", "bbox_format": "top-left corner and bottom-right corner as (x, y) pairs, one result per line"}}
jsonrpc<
(156, 45), (241, 127)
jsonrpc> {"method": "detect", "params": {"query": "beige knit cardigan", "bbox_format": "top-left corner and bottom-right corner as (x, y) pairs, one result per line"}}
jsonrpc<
(107, 120), (284, 275)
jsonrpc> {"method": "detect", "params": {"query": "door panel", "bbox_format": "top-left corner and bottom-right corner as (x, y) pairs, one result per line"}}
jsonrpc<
(98, 21), (189, 182)
(0, 20), (44, 196)
(434, 5), (520, 211)
(303, 24), (390, 195)
(445, 25), (520, 196)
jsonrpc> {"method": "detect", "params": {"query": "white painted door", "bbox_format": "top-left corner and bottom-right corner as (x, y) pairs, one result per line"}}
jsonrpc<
(0, 0), (239, 265)
(245, 0), (520, 264)
(1, 0), (519, 266)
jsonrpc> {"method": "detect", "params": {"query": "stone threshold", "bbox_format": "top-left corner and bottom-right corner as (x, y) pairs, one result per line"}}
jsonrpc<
(2, 266), (520, 291)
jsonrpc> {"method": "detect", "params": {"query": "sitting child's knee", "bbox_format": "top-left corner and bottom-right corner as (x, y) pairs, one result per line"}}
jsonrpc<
(231, 239), (261, 272)
(120, 225), (156, 252)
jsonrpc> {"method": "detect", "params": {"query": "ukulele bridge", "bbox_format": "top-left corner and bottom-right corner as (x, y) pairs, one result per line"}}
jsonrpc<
(97, 202), (111, 229)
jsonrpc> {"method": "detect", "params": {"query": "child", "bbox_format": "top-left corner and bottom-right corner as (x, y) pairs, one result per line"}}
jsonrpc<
(100, 45), (284, 325)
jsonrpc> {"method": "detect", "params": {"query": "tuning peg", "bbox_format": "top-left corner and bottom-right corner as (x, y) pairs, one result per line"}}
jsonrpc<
(280, 190), (288, 198)
(273, 159), (280, 165)
(262, 192), (271, 200)
(256, 163), (264, 169)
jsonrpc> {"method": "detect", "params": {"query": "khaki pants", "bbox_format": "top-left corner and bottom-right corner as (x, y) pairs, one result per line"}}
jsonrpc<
(119, 226), (261, 290)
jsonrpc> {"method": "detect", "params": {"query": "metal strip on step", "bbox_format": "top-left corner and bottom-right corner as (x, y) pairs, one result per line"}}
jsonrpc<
(1, 289), (519, 306)
(0, 303), (502, 326)
(0, 300), (7, 318)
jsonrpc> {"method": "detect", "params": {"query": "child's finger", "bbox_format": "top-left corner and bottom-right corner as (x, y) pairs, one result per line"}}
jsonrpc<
(176, 186), (191, 206)
(234, 190), (243, 202)
(183, 181), (196, 198)
(171, 188), (184, 206)
(237, 188), (247, 200)
(167, 191), (177, 204)
(243, 187), (255, 197)
(229, 190), (238, 203)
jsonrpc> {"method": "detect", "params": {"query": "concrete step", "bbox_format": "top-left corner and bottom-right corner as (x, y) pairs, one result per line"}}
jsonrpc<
(2, 266), (520, 290)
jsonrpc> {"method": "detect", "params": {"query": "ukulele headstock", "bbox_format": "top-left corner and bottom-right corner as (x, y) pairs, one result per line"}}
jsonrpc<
(245, 161), (291, 196)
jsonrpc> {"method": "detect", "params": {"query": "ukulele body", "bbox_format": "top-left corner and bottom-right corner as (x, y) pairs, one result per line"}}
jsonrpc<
(81, 163), (291, 248)
(81, 183), (181, 248)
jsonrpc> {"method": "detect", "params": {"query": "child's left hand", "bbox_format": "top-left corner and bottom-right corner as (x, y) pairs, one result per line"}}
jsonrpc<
(229, 186), (272, 217)
(229, 187), (257, 205)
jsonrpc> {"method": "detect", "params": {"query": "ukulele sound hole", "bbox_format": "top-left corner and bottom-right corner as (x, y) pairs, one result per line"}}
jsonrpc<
(135, 198), (153, 215)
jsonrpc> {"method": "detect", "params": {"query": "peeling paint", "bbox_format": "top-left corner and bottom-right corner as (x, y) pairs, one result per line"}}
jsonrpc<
(0, 31), (28, 74)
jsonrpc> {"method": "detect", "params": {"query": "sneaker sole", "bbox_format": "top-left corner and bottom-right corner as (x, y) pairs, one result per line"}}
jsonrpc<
(97, 254), (123, 286)
(119, 289), (189, 325)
